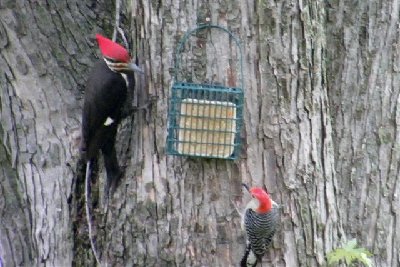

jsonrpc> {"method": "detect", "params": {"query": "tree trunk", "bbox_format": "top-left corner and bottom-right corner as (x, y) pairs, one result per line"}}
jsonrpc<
(327, 0), (400, 266)
(0, 1), (116, 265)
(1, 0), (399, 267)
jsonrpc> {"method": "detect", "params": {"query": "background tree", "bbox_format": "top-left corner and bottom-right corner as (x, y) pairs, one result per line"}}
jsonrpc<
(1, 0), (399, 267)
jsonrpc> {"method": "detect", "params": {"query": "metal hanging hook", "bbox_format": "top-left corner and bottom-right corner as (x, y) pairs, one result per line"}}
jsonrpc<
(173, 24), (244, 90)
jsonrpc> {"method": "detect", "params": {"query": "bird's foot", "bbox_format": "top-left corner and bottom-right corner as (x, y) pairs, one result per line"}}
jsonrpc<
(134, 97), (158, 112)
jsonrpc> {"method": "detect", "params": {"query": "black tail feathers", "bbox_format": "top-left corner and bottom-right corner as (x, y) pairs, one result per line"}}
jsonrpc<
(240, 244), (259, 267)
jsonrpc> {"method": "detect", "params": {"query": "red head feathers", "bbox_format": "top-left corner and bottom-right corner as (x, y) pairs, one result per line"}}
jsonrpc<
(250, 187), (272, 213)
(96, 34), (130, 63)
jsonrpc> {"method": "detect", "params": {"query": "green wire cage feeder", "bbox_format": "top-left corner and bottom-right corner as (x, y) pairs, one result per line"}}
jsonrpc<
(167, 24), (244, 159)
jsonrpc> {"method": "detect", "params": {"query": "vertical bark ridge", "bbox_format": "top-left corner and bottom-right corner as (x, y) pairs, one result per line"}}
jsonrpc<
(327, 0), (400, 266)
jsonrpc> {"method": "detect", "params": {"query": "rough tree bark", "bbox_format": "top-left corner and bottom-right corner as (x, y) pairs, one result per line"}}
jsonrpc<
(0, 0), (399, 267)
(327, 0), (400, 266)
(0, 1), (117, 266)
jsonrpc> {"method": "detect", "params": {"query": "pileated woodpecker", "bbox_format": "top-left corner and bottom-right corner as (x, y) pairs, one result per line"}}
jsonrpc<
(81, 34), (142, 197)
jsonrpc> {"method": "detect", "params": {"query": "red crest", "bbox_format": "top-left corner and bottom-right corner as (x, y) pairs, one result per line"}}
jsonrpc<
(250, 187), (272, 213)
(95, 34), (130, 63)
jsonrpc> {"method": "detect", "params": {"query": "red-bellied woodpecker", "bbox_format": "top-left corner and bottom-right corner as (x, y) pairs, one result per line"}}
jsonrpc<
(240, 183), (279, 267)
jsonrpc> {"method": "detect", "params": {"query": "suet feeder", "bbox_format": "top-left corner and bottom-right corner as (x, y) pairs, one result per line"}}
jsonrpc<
(167, 24), (244, 159)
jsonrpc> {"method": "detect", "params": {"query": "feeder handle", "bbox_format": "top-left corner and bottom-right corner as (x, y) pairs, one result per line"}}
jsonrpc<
(174, 24), (244, 89)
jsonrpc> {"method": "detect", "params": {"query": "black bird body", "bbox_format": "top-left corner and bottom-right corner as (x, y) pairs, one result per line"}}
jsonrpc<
(81, 59), (135, 194)
(82, 60), (129, 159)
(80, 34), (141, 264)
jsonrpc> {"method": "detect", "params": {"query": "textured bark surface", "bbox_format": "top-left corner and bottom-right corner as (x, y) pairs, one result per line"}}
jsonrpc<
(0, 1), (116, 266)
(0, 0), (399, 266)
(327, 1), (400, 266)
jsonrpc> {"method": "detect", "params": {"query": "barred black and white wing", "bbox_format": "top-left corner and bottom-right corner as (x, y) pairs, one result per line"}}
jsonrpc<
(240, 202), (279, 267)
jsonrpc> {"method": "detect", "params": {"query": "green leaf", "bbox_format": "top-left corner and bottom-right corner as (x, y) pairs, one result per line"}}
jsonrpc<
(327, 239), (373, 267)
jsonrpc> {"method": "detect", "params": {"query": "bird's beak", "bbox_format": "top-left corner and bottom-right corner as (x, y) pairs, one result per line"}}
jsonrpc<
(242, 183), (250, 193)
(129, 62), (144, 74)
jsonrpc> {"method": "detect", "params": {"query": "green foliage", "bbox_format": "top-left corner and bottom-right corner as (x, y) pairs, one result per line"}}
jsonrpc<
(327, 239), (373, 267)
